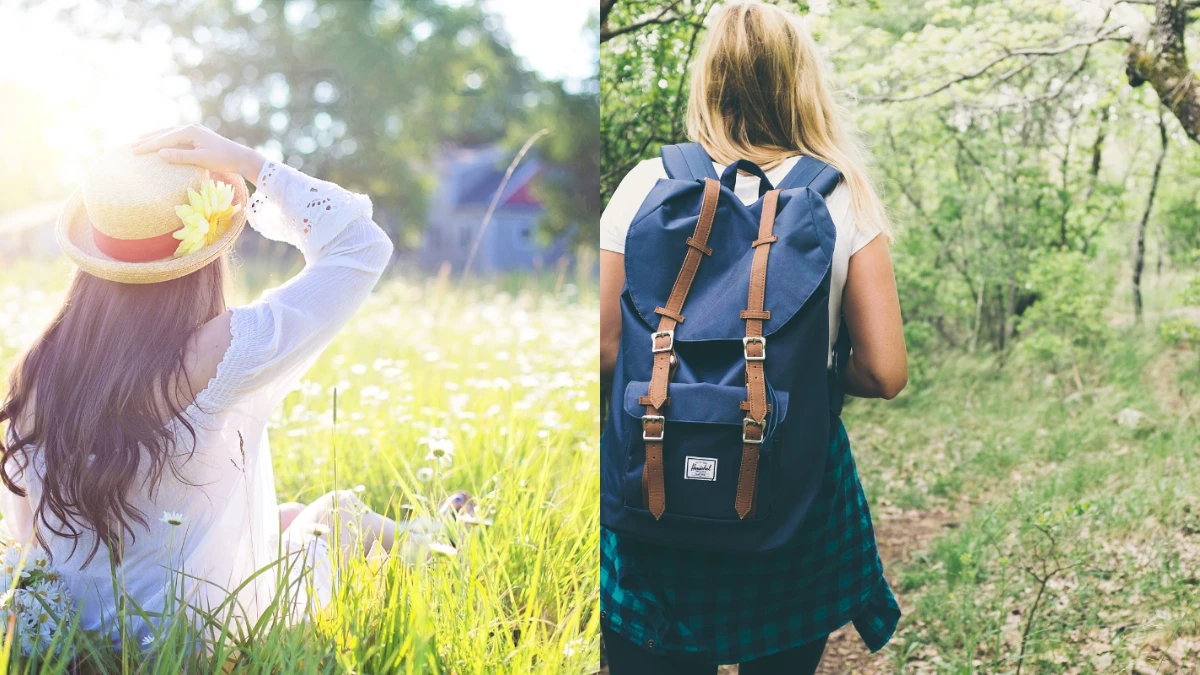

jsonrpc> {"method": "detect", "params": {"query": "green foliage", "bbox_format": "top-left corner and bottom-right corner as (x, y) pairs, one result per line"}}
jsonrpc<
(844, 331), (1200, 671)
(1161, 196), (1200, 265)
(1159, 276), (1200, 361)
(518, 81), (601, 246)
(1015, 251), (1111, 371)
(601, 0), (1200, 355)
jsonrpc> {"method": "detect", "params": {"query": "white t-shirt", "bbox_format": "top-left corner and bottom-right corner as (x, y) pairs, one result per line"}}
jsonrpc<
(600, 156), (881, 366)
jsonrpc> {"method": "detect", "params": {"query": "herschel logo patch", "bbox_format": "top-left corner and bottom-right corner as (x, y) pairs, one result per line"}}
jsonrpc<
(684, 456), (717, 481)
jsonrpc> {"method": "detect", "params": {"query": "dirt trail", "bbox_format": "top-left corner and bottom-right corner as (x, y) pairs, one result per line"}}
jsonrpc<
(809, 507), (959, 675)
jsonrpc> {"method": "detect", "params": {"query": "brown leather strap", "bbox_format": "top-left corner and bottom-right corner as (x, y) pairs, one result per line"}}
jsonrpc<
(735, 189), (780, 520)
(735, 444), (761, 519)
(686, 237), (713, 255)
(643, 177), (722, 520)
(653, 307), (685, 323)
(739, 401), (772, 413)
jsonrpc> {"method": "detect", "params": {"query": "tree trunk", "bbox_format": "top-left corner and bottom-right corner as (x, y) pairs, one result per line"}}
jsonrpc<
(1126, 0), (1200, 144)
(1133, 113), (1169, 321)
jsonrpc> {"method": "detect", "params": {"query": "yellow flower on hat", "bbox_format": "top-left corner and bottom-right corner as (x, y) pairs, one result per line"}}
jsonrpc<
(172, 180), (241, 258)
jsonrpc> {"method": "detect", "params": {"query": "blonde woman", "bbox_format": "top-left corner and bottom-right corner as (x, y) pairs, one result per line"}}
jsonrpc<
(0, 125), (428, 645)
(599, 3), (907, 673)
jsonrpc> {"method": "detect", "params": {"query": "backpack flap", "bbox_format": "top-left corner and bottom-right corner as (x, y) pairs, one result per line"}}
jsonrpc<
(624, 184), (835, 342)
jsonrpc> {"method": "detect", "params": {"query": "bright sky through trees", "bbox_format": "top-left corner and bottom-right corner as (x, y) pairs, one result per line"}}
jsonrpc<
(0, 0), (597, 198)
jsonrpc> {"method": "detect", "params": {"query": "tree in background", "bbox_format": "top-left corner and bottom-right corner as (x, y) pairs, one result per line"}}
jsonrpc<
(514, 12), (600, 248)
(41, 0), (597, 249)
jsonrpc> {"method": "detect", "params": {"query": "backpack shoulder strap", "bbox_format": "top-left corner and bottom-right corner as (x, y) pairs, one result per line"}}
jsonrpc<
(661, 143), (720, 181)
(775, 155), (842, 197)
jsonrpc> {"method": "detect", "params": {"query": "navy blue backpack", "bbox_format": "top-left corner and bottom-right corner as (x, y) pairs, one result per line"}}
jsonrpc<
(600, 143), (850, 553)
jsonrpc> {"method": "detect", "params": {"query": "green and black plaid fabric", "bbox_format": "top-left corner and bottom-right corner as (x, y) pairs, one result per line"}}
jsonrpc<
(600, 419), (899, 665)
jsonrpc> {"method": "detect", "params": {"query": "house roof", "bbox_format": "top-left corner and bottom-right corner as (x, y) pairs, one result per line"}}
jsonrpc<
(444, 145), (543, 210)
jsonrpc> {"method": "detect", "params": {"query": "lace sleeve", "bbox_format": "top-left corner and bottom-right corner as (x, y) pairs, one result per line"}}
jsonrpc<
(193, 162), (394, 415)
(246, 161), (375, 259)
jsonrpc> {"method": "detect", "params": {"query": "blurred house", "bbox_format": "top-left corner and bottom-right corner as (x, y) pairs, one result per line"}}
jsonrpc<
(0, 202), (61, 259)
(420, 145), (571, 274)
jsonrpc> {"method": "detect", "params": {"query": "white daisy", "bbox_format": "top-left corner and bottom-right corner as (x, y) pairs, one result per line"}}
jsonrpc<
(416, 467), (434, 482)
(423, 438), (456, 466)
(160, 511), (185, 527)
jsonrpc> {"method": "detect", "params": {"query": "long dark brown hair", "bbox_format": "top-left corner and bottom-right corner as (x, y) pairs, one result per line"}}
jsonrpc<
(0, 258), (228, 565)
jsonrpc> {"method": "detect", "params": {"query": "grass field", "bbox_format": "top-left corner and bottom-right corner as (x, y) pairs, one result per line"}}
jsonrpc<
(817, 272), (1200, 674)
(0, 261), (601, 674)
(4, 256), (1199, 674)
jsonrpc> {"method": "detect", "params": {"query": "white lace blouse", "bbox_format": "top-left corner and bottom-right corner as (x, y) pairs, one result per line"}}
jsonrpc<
(0, 161), (394, 644)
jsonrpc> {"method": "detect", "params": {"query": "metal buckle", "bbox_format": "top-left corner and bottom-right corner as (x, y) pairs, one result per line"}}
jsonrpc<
(742, 418), (764, 445)
(651, 330), (674, 354)
(742, 336), (766, 361)
(642, 415), (665, 441)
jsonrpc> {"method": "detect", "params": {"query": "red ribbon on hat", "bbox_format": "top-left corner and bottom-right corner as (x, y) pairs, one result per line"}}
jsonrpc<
(90, 224), (182, 262)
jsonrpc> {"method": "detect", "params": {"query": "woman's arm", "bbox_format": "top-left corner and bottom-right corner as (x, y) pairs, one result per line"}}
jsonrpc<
(841, 236), (908, 399)
(134, 126), (393, 406)
(600, 250), (625, 386)
(223, 161), (393, 403)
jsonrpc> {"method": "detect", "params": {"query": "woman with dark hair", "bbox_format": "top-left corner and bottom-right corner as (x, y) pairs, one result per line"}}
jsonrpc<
(0, 125), (402, 644)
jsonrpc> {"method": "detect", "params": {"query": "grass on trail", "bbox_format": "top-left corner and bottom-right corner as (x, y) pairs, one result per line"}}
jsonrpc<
(838, 327), (1200, 674)
(0, 262), (600, 674)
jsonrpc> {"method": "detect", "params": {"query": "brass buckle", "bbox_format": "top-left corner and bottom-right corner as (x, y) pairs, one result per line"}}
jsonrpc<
(642, 415), (665, 441)
(742, 336), (766, 361)
(742, 417), (764, 445)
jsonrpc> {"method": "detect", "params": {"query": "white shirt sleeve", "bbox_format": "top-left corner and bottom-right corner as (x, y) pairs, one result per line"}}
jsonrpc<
(195, 161), (395, 412)
(824, 182), (881, 256)
(600, 159), (667, 254)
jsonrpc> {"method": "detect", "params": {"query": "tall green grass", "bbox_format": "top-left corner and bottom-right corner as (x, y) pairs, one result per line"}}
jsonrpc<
(845, 327), (1200, 673)
(0, 262), (600, 674)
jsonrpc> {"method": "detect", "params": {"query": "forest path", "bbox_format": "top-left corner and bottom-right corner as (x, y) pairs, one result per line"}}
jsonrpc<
(807, 507), (960, 675)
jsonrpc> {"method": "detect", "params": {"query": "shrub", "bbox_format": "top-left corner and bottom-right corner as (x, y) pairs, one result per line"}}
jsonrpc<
(1015, 251), (1111, 377)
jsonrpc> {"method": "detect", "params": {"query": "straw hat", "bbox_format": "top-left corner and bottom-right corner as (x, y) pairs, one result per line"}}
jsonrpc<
(56, 142), (248, 284)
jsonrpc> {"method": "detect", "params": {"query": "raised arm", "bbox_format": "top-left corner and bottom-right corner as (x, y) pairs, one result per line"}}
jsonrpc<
(133, 126), (394, 409)
(223, 160), (394, 403)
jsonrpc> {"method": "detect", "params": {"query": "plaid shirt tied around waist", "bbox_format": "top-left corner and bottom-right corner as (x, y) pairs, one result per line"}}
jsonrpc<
(600, 419), (899, 665)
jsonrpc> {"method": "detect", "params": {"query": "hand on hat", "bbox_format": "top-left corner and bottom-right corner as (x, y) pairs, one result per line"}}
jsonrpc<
(132, 124), (267, 186)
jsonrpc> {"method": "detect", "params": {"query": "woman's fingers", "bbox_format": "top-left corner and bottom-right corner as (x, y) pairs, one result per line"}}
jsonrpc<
(157, 147), (206, 166)
(131, 127), (196, 154)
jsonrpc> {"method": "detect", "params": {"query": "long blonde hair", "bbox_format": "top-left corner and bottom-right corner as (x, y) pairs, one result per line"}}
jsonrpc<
(686, 1), (891, 238)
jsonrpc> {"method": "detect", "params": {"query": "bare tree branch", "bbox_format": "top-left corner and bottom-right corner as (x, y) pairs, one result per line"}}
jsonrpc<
(600, 0), (685, 43)
(864, 30), (1129, 103)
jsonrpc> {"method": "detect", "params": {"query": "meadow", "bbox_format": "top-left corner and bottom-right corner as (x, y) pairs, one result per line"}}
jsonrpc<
(821, 270), (1200, 674)
(0, 261), (601, 674)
